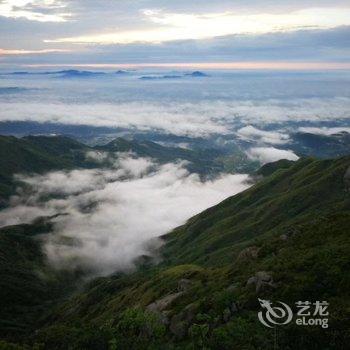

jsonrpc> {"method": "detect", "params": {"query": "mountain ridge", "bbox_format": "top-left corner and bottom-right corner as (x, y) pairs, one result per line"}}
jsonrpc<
(0, 155), (348, 349)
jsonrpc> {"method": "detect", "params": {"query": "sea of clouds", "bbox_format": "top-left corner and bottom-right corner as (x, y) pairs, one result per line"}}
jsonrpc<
(0, 154), (250, 275)
(0, 71), (349, 274)
(1, 98), (350, 137)
(1, 71), (350, 138)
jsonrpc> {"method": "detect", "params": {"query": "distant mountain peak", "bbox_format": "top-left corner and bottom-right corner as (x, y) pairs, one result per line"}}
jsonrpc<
(185, 71), (209, 77)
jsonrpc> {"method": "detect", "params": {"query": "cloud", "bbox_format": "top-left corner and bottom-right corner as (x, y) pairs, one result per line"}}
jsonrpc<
(298, 126), (350, 135)
(247, 147), (299, 164)
(1, 96), (349, 137)
(85, 150), (109, 163)
(0, 100), (230, 137)
(0, 157), (251, 275)
(22, 62), (350, 70)
(47, 8), (350, 44)
(14, 168), (123, 195)
(0, 48), (70, 55)
(0, 0), (71, 22)
(1, 3), (350, 66)
(116, 154), (154, 177)
(237, 125), (290, 145)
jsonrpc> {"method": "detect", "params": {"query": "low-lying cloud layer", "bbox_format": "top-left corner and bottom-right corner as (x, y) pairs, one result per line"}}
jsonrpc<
(237, 125), (290, 145)
(1, 97), (350, 137)
(298, 126), (350, 135)
(0, 156), (250, 275)
(247, 147), (299, 164)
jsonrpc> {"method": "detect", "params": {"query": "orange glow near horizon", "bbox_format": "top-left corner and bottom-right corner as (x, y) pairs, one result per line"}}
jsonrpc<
(23, 61), (350, 70)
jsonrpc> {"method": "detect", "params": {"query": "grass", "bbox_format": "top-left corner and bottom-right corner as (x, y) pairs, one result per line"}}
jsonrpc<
(0, 151), (349, 349)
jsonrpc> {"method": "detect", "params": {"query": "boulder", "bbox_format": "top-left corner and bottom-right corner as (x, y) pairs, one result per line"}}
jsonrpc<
(169, 303), (199, 339)
(178, 278), (193, 292)
(246, 276), (258, 287)
(246, 271), (277, 293)
(226, 283), (239, 292)
(153, 310), (170, 326)
(344, 166), (350, 189)
(146, 292), (183, 313)
(237, 246), (260, 261)
(230, 301), (238, 314)
(280, 234), (288, 241)
(283, 226), (300, 239)
(169, 314), (189, 339)
(222, 308), (231, 322)
(182, 303), (198, 323)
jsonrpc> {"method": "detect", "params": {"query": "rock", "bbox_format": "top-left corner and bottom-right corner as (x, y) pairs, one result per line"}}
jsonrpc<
(146, 292), (183, 313)
(246, 276), (258, 287)
(237, 246), (260, 261)
(169, 314), (189, 339)
(169, 303), (198, 339)
(182, 303), (198, 323)
(154, 311), (170, 326)
(230, 302), (238, 314)
(256, 271), (272, 280)
(144, 313), (169, 337)
(246, 271), (277, 293)
(344, 166), (350, 189)
(178, 278), (192, 292)
(226, 283), (239, 292)
(222, 308), (231, 322)
(161, 313), (170, 325)
(282, 227), (300, 240)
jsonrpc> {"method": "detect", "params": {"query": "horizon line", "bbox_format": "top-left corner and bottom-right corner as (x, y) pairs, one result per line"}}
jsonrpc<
(16, 61), (350, 70)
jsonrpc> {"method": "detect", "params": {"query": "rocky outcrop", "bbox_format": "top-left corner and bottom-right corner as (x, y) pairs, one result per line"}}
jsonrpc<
(280, 226), (300, 241)
(146, 278), (195, 328)
(344, 166), (350, 189)
(246, 271), (277, 293)
(169, 303), (198, 339)
(169, 315), (188, 339)
(237, 246), (260, 261)
(147, 292), (183, 313)
(222, 308), (231, 322)
(226, 283), (239, 292)
(177, 278), (193, 292)
(230, 301), (238, 314)
(147, 279), (193, 314)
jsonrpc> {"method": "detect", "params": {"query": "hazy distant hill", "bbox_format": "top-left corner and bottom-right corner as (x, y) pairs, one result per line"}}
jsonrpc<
(291, 131), (350, 158)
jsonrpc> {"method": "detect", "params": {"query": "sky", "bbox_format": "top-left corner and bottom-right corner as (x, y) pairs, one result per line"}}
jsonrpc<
(1, 0), (350, 69)
(0, 1), (349, 276)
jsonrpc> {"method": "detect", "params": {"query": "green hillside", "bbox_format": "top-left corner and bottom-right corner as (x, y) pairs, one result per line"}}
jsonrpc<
(98, 138), (228, 175)
(256, 158), (294, 177)
(99, 137), (258, 175)
(0, 136), (83, 206)
(0, 218), (78, 343)
(23, 135), (88, 158)
(291, 132), (350, 158)
(162, 156), (350, 266)
(0, 135), (257, 207)
(0, 156), (348, 349)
